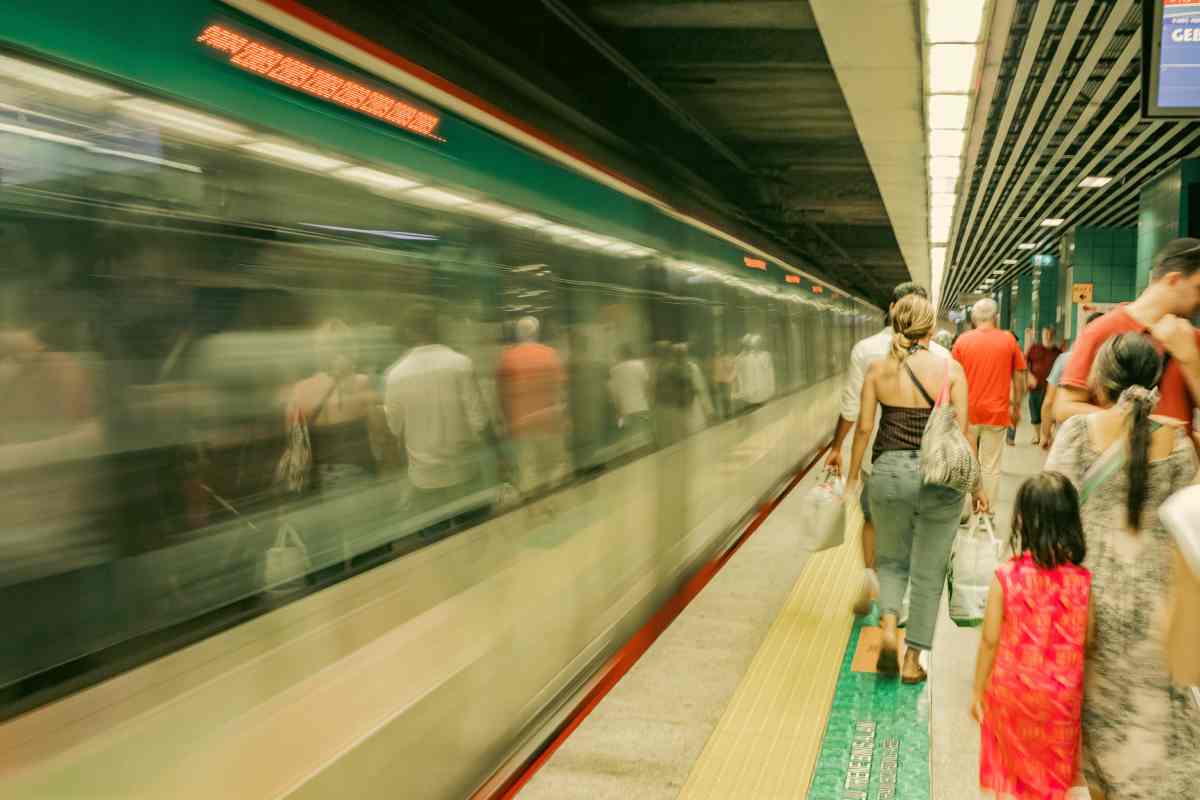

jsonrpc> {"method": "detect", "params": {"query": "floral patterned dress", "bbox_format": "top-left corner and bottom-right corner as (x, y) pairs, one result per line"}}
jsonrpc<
(981, 553), (1091, 799)
(1045, 414), (1200, 798)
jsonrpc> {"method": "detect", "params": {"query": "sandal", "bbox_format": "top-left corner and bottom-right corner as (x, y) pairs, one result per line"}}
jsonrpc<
(901, 663), (928, 685)
(876, 647), (900, 676)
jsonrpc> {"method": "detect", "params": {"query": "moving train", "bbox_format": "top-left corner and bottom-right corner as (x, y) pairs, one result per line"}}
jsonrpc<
(0, 1), (880, 796)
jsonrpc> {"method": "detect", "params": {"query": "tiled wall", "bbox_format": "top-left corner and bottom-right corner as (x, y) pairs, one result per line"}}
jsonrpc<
(1072, 227), (1138, 303)
(1136, 159), (1200, 292)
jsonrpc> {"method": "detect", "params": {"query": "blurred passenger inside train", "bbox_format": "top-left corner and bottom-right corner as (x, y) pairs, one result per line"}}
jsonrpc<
(0, 324), (107, 586)
(288, 320), (381, 494)
(826, 281), (949, 615)
(653, 343), (696, 445)
(846, 293), (985, 683)
(679, 343), (714, 435)
(952, 299), (1027, 506)
(496, 315), (569, 495)
(1039, 311), (1106, 450)
(733, 333), (775, 411)
(1023, 326), (1061, 446)
(385, 305), (489, 514)
(712, 345), (736, 419)
(609, 344), (652, 439)
(1056, 237), (1200, 428)
(1045, 332), (1200, 798)
(566, 333), (610, 473)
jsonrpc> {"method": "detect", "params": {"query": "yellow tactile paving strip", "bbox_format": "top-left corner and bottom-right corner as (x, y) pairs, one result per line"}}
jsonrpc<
(679, 513), (863, 799)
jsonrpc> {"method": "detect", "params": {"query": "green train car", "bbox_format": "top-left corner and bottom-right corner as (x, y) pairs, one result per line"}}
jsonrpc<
(0, 1), (879, 797)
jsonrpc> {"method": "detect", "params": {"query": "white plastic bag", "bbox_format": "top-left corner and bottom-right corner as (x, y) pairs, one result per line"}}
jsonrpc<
(947, 514), (1002, 627)
(807, 468), (846, 552)
(264, 522), (311, 596)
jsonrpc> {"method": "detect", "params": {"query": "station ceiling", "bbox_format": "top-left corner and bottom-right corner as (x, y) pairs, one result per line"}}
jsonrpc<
(943, 0), (1200, 309)
(303, 0), (911, 306)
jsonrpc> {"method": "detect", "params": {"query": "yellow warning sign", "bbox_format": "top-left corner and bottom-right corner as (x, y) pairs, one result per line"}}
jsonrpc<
(1071, 282), (1094, 304)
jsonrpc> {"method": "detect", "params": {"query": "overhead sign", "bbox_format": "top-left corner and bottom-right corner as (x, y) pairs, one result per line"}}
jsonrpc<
(197, 23), (444, 141)
(785, 275), (801, 284)
(1071, 282), (1094, 303)
(743, 256), (767, 270)
(1143, 1), (1200, 117)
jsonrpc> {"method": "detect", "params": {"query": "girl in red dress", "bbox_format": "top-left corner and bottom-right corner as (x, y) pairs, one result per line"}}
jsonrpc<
(972, 472), (1092, 800)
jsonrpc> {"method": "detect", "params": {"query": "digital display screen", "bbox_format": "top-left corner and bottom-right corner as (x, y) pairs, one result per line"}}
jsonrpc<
(197, 24), (444, 141)
(1144, 1), (1200, 117)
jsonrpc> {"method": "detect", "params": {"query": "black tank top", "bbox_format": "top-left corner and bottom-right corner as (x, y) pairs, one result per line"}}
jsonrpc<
(873, 404), (932, 461)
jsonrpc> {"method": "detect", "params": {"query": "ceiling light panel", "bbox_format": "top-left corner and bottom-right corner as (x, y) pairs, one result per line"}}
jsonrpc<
(1079, 176), (1113, 188)
(929, 129), (966, 157)
(929, 156), (962, 178)
(1041, 218), (1066, 227)
(925, 0), (986, 43)
(930, 176), (958, 193)
(928, 94), (970, 129)
(1017, 243), (1037, 250)
(240, 141), (346, 171)
(931, 192), (957, 208)
(928, 44), (977, 93)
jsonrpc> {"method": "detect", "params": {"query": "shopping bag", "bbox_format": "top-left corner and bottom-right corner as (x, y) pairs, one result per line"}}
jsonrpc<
(263, 522), (311, 596)
(807, 467), (846, 552)
(947, 514), (1002, 627)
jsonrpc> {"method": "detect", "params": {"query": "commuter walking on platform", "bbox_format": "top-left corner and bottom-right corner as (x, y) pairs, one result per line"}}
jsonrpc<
(952, 299), (1027, 508)
(1045, 333), (1200, 798)
(971, 472), (1092, 800)
(1024, 327), (1061, 446)
(1055, 237), (1200, 427)
(846, 294), (986, 683)
(1039, 312), (1106, 450)
(826, 282), (949, 614)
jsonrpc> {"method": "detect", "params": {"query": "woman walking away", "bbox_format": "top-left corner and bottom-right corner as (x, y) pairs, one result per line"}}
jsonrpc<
(973, 473), (1092, 800)
(1045, 332), (1200, 799)
(846, 294), (987, 683)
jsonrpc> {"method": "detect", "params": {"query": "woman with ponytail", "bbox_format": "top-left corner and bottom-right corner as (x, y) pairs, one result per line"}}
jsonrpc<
(847, 294), (986, 683)
(1045, 332), (1200, 798)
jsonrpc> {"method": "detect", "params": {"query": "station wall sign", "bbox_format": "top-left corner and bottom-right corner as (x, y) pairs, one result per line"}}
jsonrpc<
(1071, 282), (1094, 303)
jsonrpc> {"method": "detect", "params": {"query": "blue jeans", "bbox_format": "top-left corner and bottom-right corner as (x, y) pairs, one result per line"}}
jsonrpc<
(868, 450), (964, 651)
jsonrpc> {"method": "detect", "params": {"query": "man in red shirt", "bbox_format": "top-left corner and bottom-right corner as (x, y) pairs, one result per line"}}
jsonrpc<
(497, 316), (570, 495)
(952, 298), (1028, 507)
(1056, 238), (1200, 426)
(1025, 326), (1062, 446)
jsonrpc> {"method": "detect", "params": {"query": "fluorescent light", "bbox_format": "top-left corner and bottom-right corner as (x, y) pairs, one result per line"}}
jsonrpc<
(928, 44), (977, 93)
(240, 140), (346, 171)
(1079, 176), (1113, 189)
(301, 223), (437, 241)
(931, 193), (957, 208)
(1000, 262), (1015, 267)
(86, 146), (202, 173)
(931, 246), (947, 273)
(929, 129), (966, 157)
(403, 186), (473, 207)
(930, 214), (952, 243)
(930, 176), (958, 193)
(930, 156), (962, 178)
(926, 0), (986, 43)
(0, 120), (88, 147)
(1017, 243), (1037, 250)
(336, 166), (420, 191)
(0, 55), (126, 100)
(928, 95), (969, 129)
(1041, 218), (1066, 227)
(462, 201), (518, 220)
(503, 213), (550, 229)
(121, 98), (250, 144)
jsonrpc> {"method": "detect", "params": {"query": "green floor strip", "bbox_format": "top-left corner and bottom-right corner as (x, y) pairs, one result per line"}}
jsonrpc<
(806, 609), (931, 800)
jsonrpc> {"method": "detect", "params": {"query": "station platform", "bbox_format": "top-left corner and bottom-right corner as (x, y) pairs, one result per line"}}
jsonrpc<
(519, 422), (1046, 800)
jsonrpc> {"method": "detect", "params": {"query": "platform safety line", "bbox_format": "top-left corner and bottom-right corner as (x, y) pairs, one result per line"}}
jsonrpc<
(478, 441), (832, 800)
(678, 502), (864, 799)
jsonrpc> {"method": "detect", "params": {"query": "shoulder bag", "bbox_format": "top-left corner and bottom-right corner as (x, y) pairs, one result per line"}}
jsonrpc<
(903, 359), (980, 494)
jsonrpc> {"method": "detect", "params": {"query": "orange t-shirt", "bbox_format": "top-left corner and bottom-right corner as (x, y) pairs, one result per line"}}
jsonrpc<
(952, 328), (1027, 427)
(497, 342), (566, 437)
(1060, 306), (1200, 425)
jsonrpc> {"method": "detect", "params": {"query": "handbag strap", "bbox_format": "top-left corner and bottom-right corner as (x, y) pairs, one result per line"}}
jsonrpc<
(1079, 418), (1165, 505)
(901, 360), (938, 408)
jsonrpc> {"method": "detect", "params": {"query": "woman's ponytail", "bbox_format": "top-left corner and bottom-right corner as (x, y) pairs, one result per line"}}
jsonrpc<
(1122, 386), (1160, 530)
(889, 294), (935, 362)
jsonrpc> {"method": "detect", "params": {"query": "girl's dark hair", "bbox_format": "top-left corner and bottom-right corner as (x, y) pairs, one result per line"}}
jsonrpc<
(1012, 472), (1087, 569)
(1087, 332), (1164, 530)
